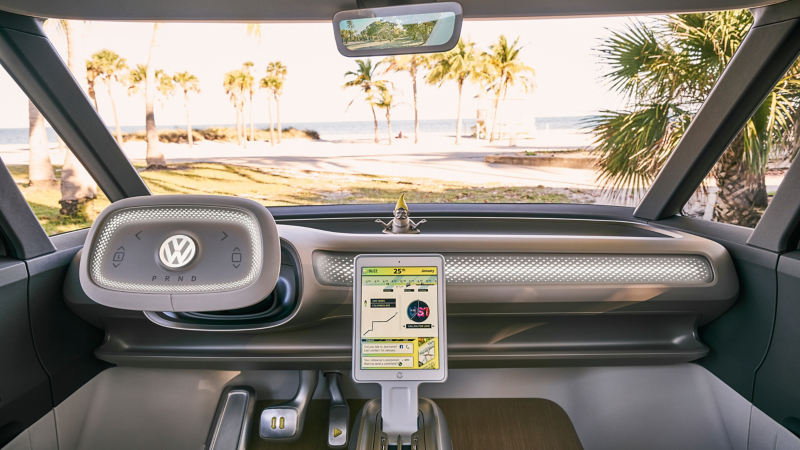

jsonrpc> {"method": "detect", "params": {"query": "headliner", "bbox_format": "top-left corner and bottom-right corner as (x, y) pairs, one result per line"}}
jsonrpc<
(0, 0), (785, 22)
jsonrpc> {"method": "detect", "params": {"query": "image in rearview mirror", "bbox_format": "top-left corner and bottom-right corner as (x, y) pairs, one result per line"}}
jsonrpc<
(333, 2), (463, 57)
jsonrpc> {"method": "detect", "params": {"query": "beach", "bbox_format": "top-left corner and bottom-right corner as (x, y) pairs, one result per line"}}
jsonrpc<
(2, 128), (595, 183)
(2, 127), (785, 213)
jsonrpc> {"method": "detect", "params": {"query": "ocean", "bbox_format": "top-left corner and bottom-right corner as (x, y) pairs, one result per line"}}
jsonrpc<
(0, 116), (593, 145)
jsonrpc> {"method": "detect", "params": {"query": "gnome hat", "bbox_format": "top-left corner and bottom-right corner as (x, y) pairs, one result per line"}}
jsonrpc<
(395, 193), (409, 211)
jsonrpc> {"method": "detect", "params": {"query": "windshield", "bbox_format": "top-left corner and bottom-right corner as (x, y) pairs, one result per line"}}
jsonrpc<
(3, 10), (797, 233)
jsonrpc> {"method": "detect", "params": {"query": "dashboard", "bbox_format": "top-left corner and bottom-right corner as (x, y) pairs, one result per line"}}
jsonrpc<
(63, 200), (739, 371)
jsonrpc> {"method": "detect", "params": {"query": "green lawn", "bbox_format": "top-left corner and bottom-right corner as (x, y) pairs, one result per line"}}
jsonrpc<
(9, 162), (579, 235)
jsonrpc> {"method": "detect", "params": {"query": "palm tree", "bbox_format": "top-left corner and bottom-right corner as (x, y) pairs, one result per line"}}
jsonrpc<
(242, 62), (256, 141)
(60, 20), (98, 214)
(382, 55), (429, 144)
(591, 12), (800, 226)
(240, 70), (254, 146)
(223, 70), (248, 146)
(128, 64), (172, 96)
(374, 86), (396, 145)
(260, 75), (283, 146)
(343, 59), (386, 144)
(344, 20), (355, 44)
(88, 49), (129, 146)
(128, 66), (175, 133)
(156, 71), (176, 103)
(172, 72), (201, 148)
(28, 101), (57, 187)
(143, 23), (166, 169)
(427, 38), (487, 144)
(267, 61), (288, 143)
(486, 36), (535, 142)
(246, 24), (262, 43)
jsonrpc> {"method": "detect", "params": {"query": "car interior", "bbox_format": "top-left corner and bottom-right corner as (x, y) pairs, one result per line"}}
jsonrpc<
(3, 0), (800, 449)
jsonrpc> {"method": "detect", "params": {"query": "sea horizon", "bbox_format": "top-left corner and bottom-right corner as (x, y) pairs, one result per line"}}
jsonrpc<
(0, 116), (595, 145)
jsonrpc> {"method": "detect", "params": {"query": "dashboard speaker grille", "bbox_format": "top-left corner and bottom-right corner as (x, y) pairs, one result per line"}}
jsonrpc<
(312, 252), (713, 286)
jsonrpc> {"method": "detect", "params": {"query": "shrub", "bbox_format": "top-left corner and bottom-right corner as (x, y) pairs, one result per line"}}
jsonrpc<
(122, 129), (205, 143)
(122, 127), (319, 143)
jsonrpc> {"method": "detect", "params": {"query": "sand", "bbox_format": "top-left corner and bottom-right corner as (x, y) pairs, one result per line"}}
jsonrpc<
(1, 129), (785, 210)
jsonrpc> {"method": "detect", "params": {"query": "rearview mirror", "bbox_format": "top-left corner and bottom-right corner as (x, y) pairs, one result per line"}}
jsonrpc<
(333, 2), (463, 57)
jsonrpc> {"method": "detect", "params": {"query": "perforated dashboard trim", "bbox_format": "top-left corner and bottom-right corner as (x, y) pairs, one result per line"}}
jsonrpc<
(312, 252), (713, 286)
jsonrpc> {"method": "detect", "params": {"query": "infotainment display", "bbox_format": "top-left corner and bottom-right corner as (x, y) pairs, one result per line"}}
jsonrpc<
(353, 254), (447, 383)
(360, 266), (440, 370)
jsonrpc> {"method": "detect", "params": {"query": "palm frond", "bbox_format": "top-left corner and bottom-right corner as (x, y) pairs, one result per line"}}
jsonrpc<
(590, 104), (690, 192)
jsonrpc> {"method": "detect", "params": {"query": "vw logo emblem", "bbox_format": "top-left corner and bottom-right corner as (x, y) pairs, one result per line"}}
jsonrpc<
(159, 235), (197, 268)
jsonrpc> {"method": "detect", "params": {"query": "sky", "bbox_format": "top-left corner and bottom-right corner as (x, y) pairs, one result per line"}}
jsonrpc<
(0, 17), (634, 129)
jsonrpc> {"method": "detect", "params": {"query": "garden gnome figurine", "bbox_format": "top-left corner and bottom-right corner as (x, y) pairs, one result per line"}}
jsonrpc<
(376, 193), (426, 234)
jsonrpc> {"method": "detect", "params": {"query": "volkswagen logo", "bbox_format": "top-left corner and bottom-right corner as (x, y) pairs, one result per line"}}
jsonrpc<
(159, 235), (197, 268)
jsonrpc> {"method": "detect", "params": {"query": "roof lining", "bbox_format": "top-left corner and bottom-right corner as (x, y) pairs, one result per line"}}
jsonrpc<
(0, 0), (784, 22)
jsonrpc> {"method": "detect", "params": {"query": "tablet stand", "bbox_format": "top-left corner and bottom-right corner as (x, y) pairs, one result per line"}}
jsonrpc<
(348, 396), (451, 450)
(380, 381), (421, 442)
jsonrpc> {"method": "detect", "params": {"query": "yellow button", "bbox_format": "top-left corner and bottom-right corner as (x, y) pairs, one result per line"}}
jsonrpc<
(333, 428), (342, 437)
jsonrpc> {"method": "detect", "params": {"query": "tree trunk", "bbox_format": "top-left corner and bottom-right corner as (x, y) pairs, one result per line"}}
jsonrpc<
(88, 82), (99, 112)
(276, 96), (282, 144)
(61, 20), (97, 214)
(145, 23), (166, 169)
(489, 71), (505, 143)
(498, 81), (509, 144)
(249, 91), (254, 142)
(371, 104), (379, 144)
(28, 100), (57, 187)
(386, 110), (392, 145)
(184, 91), (193, 148)
(267, 96), (275, 146)
(60, 150), (98, 214)
(241, 102), (247, 148)
(712, 133), (768, 227)
(235, 101), (242, 146)
(105, 80), (123, 146)
(411, 60), (419, 144)
(455, 79), (464, 145)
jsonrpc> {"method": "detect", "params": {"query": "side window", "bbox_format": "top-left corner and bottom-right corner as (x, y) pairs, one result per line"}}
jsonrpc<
(1, 60), (108, 236)
(682, 53), (800, 228)
(588, 11), (797, 228)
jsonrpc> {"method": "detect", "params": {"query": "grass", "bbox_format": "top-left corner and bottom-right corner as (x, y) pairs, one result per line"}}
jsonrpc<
(8, 164), (113, 235)
(9, 162), (577, 235)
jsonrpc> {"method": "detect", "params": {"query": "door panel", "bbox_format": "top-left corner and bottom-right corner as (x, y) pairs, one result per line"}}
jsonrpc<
(27, 230), (111, 405)
(653, 216), (779, 401)
(0, 258), (52, 447)
(753, 251), (800, 438)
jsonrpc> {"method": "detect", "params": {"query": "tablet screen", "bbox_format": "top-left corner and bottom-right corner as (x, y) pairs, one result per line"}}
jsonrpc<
(359, 266), (440, 370)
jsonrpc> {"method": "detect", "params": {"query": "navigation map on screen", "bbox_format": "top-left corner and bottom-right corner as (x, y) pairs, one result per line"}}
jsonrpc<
(360, 267), (440, 370)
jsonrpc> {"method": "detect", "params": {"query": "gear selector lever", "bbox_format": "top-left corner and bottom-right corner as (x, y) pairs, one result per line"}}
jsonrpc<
(259, 370), (319, 442)
(326, 372), (350, 448)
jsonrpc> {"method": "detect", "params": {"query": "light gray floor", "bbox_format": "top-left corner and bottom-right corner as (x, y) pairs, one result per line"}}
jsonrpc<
(4, 364), (800, 450)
